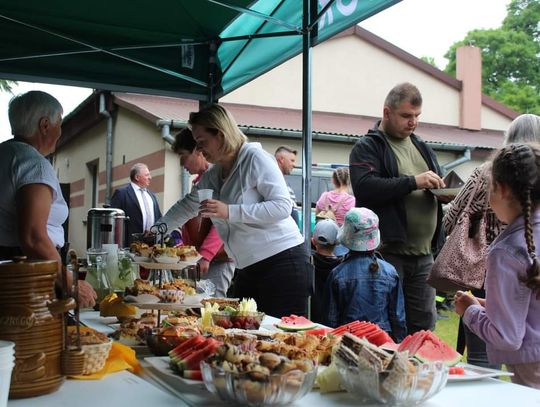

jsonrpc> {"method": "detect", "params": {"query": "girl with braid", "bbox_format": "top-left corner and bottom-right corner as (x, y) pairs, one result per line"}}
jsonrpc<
(445, 113), (540, 369)
(455, 143), (540, 389)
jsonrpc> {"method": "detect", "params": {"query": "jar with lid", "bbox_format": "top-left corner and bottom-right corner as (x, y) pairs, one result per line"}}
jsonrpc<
(85, 249), (112, 303)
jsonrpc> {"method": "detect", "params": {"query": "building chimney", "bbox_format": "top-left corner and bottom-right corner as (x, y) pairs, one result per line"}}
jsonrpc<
(456, 46), (482, 131)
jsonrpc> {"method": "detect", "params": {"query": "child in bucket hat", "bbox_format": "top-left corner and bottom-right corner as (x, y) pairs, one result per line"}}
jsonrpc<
(310, 219), (344, 324)
(322, 208), (407, 341)
(338, 207), (380, 251)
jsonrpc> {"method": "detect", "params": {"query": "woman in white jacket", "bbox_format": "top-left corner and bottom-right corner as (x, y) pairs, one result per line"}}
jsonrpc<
(159, 104), (312, 317)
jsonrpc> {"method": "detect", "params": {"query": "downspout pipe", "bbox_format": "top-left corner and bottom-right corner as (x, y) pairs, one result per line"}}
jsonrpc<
(99, 93), (113, 205)
(441, 147), (473, 174)
(158, 120), (191, 198)
(160, 122), (175, 144)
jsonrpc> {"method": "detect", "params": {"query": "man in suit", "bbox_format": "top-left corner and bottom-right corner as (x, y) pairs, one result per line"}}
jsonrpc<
(110, 163), (162, 244)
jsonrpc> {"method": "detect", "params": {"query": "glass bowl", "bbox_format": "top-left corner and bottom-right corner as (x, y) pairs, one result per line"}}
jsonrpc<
(335, 357), (448, 405)
(211, 311), (265, 330)
(201, 361), (317, 406)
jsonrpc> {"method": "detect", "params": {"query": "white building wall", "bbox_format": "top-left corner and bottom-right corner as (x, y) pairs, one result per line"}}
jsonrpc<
(163, 148), (183, 212)
(55, 122), (108, 254)
(223, 35), (510, 132)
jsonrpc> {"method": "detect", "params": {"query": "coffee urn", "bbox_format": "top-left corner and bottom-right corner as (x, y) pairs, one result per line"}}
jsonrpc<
(86, 208), (128, 249)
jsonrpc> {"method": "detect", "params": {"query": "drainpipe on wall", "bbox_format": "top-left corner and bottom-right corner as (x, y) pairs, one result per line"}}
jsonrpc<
(159, 120), (190, 198)
(441, 147), (472, 174)
(100, 93), (113, 205)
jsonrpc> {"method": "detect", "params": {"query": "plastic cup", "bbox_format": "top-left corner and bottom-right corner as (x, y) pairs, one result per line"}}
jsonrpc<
(0, 363), (14, 407)
(0, 341), (14, 407)
(197, 189), (213, 202)
(0, 340), (14, 357)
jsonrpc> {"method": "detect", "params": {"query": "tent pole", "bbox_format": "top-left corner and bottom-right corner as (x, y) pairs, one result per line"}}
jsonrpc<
(99, 92), (113, 205)
(301, 0), (315, 247)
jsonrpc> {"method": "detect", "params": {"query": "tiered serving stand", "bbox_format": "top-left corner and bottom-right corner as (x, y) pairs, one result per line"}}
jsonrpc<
(131, 258), (202, 320)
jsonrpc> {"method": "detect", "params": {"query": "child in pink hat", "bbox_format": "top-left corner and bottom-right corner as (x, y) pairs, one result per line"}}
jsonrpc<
(322, 207), (407, 341)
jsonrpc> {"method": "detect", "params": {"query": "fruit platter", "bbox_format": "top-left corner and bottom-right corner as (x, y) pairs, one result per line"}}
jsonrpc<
(210, 298), (264, 330)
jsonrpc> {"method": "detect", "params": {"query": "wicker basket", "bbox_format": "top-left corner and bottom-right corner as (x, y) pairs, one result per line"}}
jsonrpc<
(78, 339), (113, 375)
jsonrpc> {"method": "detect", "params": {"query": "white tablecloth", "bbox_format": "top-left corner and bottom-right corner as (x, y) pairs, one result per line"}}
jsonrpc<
(8, 311), (540, 407)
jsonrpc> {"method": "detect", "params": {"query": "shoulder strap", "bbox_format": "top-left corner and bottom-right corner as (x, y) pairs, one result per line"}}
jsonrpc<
(334, 194), (349, 211)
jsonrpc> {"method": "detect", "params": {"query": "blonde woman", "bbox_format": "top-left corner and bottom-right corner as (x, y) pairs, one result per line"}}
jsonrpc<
(159, 104), (312, 317)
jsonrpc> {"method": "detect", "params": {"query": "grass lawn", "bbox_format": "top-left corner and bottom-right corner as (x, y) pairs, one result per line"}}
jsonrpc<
(434, 309), (460, 351)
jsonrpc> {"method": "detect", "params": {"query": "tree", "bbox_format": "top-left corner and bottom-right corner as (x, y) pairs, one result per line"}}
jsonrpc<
(0, 79), (17, 93)
(420, 56), (438, 68)
(443, 0), (540, 115)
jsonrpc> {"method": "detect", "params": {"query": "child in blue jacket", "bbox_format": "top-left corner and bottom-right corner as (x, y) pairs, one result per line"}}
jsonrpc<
(323, 207), (407, 342)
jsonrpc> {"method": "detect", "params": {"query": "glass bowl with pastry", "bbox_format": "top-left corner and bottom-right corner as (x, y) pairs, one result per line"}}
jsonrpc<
(201, 343), (317, 406)
(334, 333), (448, 405)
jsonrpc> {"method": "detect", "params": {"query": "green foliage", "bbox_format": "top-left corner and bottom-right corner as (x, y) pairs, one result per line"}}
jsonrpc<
(504, 0), (540, 42)
(420, 56), (439, 69)
(443, 0), (540, 115)
(0, 79), (17, 93)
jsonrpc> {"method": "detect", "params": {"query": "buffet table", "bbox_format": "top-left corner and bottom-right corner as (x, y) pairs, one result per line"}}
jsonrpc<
(8, 311), (540, 407)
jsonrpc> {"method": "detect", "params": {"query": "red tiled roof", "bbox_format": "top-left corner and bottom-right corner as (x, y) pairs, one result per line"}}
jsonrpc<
(113, 93), (504, 149)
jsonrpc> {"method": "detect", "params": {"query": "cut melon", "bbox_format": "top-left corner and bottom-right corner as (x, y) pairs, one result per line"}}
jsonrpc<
(275, 314), (317, 331)
(398, 330), (461, 366)
(415, 336), (462, 366)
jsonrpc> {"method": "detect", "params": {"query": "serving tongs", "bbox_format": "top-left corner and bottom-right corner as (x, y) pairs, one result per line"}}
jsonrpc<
(60, 253), (85, 376)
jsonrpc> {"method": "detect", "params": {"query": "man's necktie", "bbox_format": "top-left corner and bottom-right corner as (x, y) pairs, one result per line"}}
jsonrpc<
(140, 188), (152, 231)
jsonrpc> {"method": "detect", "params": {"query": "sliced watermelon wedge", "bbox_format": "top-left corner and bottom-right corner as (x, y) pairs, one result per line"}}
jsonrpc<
(305, 327), (333, 336)
(415, 335), (462, 366)
(275, 314), (317, 331)
(365, 330), (393, 347)
(398, 330), (462, 366)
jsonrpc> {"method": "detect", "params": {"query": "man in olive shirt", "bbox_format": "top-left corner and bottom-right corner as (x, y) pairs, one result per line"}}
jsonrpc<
(349, 82), (449, 334)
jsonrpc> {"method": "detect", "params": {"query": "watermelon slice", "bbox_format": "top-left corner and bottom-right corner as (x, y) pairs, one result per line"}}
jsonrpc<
(415, 334), (462, 366)
(275, 314), (317, 331)
(169, 335), (206, 363)
(398, 330), (461, 366)
(398, 330), (431, 355)
(182, 369), (203, 381)
(365, 330), (393, 347)
(305, 327), (333, 336)
(177, 340), (221, 370)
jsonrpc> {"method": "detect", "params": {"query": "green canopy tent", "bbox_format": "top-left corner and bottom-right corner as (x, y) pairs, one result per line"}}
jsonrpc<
(0, 0), (400, 239)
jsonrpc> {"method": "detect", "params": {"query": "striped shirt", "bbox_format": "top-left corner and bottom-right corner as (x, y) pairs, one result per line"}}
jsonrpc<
(443, 163), (505, 245)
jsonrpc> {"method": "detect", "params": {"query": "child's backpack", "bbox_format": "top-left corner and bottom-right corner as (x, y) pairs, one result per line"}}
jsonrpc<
(316, 194), (346, 223)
